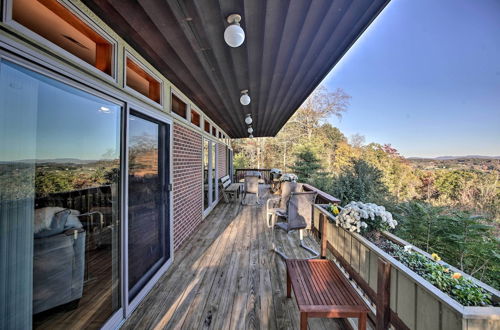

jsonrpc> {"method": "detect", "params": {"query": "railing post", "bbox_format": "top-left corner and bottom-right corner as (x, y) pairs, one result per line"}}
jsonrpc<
(319, 213), (327, 259)
(376, 258), (391, 330)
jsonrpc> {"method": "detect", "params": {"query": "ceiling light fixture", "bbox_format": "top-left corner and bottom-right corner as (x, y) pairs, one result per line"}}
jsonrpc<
(247, 127), (253, 134)
(240, 89), (251, 105)
(224, 14), (245, 47)
(245, 114), (253, 125)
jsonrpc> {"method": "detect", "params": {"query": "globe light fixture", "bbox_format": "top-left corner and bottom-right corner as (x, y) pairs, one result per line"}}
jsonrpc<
(245, 114), (252, 125)
(240, 90), (251, 105)
(247, 127), (253, 134)
(224, 14), (245, 48)
(249, 134), (254, 138)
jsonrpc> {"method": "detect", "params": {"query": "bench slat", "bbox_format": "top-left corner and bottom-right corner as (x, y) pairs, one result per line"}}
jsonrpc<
(286, 259), (369, 310)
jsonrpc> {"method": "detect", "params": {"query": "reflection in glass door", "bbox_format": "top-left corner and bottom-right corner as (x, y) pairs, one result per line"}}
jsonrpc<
(127, 112), (170, 301)
(0, 60), (121, 330)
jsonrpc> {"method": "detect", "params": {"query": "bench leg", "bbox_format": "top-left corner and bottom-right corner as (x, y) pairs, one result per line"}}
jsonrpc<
(358, 313), (367, 330)
(300, 312), (308, 330)
(286, 269), (291, 298)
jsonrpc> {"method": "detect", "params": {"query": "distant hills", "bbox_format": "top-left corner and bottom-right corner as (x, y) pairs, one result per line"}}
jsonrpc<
(0, 158), (113, 164)
(408, 156), (500, 160)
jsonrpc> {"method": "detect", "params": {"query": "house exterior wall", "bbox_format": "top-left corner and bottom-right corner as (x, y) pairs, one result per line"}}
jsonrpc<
(172, 123), (203, 250)
(0, 2), (232, 326)
(217, 143), (227, 179)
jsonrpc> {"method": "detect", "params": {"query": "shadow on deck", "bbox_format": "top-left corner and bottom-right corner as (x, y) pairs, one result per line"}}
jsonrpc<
(122, 185), (345, 330)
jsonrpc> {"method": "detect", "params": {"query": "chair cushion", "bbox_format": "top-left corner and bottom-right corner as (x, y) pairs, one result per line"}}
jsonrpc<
(64, 210), (83, 230)
(34, 209), (71, 238)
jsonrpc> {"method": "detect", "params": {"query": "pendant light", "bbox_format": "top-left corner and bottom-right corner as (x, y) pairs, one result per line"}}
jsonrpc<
(224, 14), (245, 48)
(240, 90), (251, 105)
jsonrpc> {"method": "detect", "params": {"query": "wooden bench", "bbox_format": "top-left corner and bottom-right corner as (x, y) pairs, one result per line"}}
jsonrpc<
(219, 175), (242, 203)
(286, 259), (369, 330)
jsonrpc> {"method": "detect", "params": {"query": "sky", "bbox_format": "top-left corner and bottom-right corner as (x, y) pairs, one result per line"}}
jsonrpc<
(323, 0), (500, 158)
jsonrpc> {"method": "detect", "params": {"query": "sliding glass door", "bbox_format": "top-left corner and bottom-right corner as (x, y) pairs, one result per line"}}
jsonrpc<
(0, 59), (122, 330)
(203, 139), (218, 214)
(127, 111), (170, 301)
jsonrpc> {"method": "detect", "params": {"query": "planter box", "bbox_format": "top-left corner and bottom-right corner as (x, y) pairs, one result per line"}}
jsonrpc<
(313, 204), (500, 330)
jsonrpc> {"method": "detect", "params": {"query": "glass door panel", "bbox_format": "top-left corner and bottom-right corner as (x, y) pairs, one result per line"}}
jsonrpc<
(127, 112), (169, 301)
(211, 143), (217, 203)
(203, 139), (209, 211)
(0, 59), (122, 330)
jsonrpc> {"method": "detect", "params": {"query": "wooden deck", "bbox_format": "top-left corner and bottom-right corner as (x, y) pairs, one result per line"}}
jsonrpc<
(122, 186), (347, 330)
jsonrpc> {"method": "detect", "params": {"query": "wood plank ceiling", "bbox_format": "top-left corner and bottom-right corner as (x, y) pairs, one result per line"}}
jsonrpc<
(82, 0), (390, 138)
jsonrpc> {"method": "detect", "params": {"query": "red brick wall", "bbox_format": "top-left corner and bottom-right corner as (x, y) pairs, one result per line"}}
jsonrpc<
(172, 123), (202, 250)
(217, 143), (227, 179)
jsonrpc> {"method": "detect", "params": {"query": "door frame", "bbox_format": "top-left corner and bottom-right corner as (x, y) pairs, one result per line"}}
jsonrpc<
(123, 102), (174, 317)
(0, 51), (127, 330)
(202, 138), (219, 218)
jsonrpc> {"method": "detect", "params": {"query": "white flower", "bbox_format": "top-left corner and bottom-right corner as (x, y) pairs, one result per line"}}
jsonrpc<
(404, 245), (412, 253)
(334, 201), (396, 233)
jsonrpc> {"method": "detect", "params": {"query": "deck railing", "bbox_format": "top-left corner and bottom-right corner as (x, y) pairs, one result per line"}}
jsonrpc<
(234, 168), (272, 184)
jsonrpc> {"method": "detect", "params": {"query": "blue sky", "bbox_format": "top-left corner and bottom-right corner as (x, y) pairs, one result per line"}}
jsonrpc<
(323, 0), (500, 158)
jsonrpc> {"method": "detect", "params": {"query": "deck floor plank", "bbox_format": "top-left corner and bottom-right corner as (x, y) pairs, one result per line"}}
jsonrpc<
(122, 185), (343, 330)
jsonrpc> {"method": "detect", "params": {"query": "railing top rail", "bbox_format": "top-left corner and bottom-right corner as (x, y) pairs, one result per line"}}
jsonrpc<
(302, 183), (341, 203)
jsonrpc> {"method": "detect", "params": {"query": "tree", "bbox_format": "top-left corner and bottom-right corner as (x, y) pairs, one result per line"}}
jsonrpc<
(330, 159), (389, 205)
(349, 133), (366, 147)
(285, 86), (350, 141)
(290, 146), (322, 182)
(233, 153), (251, 169)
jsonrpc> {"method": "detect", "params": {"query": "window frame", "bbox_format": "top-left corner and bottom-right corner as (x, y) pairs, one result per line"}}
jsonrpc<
(2, 0), (118, 83)
(124, 52), (163, 108)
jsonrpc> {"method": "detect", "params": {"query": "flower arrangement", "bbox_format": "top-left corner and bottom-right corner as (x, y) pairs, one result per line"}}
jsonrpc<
(391, 245), (491, 306)
(331, 201), (397, 233)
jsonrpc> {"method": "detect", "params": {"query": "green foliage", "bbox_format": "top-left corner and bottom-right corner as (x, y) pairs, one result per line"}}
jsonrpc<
(35, 169), (75, 196)
(233, 153), (251, 170)
(330, 159), (388, 205)
(290, 146), (322, 182)
(388, 242), (492, 306)
(395, 202), (500, 289)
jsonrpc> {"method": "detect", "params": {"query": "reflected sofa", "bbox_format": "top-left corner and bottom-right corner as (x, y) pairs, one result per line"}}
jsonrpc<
(33, 207), (85, 314)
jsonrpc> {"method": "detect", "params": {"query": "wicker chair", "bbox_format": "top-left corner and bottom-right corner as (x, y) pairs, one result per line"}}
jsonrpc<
(272, 191), (318, 259)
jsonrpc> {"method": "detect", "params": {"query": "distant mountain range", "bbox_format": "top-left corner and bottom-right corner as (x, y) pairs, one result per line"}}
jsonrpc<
(408, 156), (500, 160)
(0, 158), (112, 164)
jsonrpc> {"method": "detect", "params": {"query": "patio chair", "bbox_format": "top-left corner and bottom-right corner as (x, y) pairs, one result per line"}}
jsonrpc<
(241, 175), (261, 205)
(272, 191), (318, 259)
(266, 181), (302, 228)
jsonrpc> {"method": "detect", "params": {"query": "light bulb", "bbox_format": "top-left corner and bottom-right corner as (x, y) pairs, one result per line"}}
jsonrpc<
(224, 23), (245, 47)
(248, 127), (253, 134)
(240, 93), (251, 105)
(245, 114), (252, 125)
